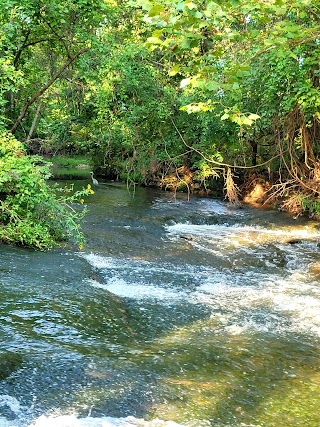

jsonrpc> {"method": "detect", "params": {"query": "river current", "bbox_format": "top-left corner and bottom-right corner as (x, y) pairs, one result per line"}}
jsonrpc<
(0, 181), (320, 427)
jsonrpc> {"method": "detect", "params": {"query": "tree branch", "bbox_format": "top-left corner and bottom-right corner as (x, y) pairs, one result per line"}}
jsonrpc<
(11, 48), (88, 133)
(171, 117), (281, 170)
(13, 29), (31, 68)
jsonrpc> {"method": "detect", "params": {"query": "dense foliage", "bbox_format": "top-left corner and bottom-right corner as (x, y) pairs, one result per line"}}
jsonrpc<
(1, 0), (320, 248)
(133, 0), (320, 209)
(0, 131), (93, 248)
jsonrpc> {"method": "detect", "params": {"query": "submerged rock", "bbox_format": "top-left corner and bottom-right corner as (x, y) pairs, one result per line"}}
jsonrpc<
(308, 262), (320, 277)
(287, 239), (303, 245)
(179, 235), (193, 241)
(0, 352), (23, 380)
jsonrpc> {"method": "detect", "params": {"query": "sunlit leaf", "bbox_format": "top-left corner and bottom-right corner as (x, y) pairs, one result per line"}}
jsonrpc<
(221, 113), (229, 120)
(242, 117), (253, 125)
(148, 4), (165, 17)
(247, 113), (260, 120)
(169, 64), (180, 76)
(147, 36), (162, 44)
(185, 2), (197, 10)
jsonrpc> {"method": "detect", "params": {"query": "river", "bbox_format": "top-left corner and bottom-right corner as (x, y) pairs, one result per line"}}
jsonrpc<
(0, 181), (320, 427)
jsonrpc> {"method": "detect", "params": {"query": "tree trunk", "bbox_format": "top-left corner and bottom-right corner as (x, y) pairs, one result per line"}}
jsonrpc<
(10, 48), (88, 134)
(249, 140), (258, 166)
(26, 99), (42, 142)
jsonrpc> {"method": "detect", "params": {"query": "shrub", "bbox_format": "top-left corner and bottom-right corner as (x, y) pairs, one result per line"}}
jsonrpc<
(0, 132), (92, 249)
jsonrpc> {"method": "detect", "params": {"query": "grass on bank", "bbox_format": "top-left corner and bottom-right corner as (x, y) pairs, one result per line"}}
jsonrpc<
(50, 155), (93, 180)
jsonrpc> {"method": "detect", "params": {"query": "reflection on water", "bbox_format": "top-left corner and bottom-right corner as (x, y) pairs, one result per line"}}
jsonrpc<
(0, 181), (320, 427)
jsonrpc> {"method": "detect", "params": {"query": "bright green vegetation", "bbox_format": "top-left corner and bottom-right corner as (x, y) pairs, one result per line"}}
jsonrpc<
(50, 155), (93, 179)
(1, 0), (320, 247)
(0, 132), (93, 249)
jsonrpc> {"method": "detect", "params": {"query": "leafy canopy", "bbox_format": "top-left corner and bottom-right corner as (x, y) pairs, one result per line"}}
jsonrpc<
(132, 0), (320, 125)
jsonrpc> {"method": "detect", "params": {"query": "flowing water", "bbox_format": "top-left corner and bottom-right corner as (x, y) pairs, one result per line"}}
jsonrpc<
(1, 181), (320, 427)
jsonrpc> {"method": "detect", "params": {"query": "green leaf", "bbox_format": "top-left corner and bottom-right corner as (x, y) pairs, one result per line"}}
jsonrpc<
(169, 64), (180, 76)
(148, 4), (165, 17)
(129, 0), (152, 9)
(185, 2), (197, 10)
(247, 113), (260, 120)
(207, 82), (220, 91)
(180, 38), (191, 49)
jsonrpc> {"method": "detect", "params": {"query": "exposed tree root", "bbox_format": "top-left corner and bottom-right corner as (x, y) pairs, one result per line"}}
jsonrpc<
(224, 168), (240, 205)
(159, 165), (193, 200)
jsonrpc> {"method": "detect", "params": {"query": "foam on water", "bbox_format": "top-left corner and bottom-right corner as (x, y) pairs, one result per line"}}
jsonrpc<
(0, 414), (190, 427)
(82, 252), (204, 303)
(88, 278), (186, 301)
(166, 222), (320, 247)
(81, 254), (120, 270)
(28, 414), (190, 427)
(80, 218), (320, 339)
(194, 268), (320, 337)
(0, 394), (195, 427)
(152, 197), (247, 218)
(84, 254), (320, 338)
(0, 395), (25, 427)
(0, 394), (22, 414)
(81, 253), (200, 278)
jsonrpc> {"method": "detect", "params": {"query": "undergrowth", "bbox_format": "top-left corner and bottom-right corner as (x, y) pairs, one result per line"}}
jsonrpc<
(0, 132), (93, 249)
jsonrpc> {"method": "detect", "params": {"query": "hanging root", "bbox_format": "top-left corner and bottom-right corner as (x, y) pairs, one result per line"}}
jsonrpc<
(224, 167), (240, 205)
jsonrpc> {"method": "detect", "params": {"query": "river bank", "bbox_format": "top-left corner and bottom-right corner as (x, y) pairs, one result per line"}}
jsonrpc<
(48, 155), (320, 221)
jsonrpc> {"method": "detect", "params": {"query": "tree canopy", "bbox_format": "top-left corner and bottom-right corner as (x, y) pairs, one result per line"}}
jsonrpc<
(1, 0), (320, 247)
(131, 0), (320, 209)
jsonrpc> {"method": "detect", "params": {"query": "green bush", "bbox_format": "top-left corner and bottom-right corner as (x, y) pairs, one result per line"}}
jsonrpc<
(0, 132), (92, 249)
(301, 196), (320, 217)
